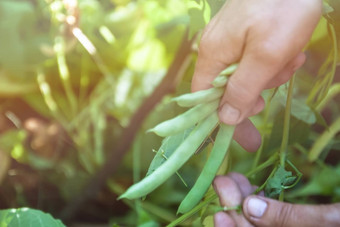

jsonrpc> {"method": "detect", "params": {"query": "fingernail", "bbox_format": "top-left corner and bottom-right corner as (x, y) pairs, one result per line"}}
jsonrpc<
(220, 103), (240, 124)
(247, 197), (267, 218)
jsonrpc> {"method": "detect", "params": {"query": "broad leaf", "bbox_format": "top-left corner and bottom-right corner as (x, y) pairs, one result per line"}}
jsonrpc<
(0, 208), (65, 227)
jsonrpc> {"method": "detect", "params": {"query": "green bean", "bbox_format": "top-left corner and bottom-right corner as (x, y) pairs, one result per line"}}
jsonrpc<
(221, 63), (238, 76)
(119, 113), (219, 200)
(211, 63), (238, 87)
(212, 75), (228, 88)
(172, 87), (223, 107)
(177, 123), (235, 214)
(148, 100), (219, 137)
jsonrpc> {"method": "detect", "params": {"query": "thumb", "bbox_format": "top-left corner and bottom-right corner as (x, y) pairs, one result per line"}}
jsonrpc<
(243, 195), (340, 227)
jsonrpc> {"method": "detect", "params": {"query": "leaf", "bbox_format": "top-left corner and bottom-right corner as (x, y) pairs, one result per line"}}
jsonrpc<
(0, 1), (47, 77)
(187, 0), (210, 38)
(264, 109), (310, 152)
(265, 165), (296, 198)
(146, 127), (194, 176)
(288, 165), (340, 198)
(206, 0), (226, 17)
(277, 86), (316, 124)
(0, 208), (65, 227)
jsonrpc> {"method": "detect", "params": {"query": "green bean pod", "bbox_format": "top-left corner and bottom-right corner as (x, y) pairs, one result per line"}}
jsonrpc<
(211, 63), (238, 87)
(177, 123), (235, 214)
(211, 75), (228, 88)
(220, 63), (238, 75)
(172, 87), (223, 107)
(148, 100), (219, 137)
(119, 113), (219, 200)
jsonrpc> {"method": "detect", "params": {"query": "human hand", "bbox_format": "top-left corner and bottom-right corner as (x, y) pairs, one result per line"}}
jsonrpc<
(192, 0), (322, 152)
(213, 173), (340, 227)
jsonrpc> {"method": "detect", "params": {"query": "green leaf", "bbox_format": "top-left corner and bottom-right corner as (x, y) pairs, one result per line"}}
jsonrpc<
(289, 165), (340, 198)
(146, 127), (194, 176)
(0, 208), (65, 227)
(206, 0), (226, 17)
(187, 0), (210, 38)
(265, 165), (296, 198)
(264, 109), (310, 152)
(278, 86), (316, 124)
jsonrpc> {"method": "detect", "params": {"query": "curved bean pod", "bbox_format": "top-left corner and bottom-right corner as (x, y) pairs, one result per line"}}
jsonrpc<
(172, 87), (223, 107)
(119, 113), (219, 200)
(148, 100), (219, 137)
(177, 123), (235, 214)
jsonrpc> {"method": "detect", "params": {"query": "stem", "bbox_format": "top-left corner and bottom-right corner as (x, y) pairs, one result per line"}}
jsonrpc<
(246, 153), (278, 178)
(254, 165), (278, 194)
(280, 77), (295, 167)
(278, 76), (295, 200)
(252, 88), (278, 170)
(294, 144), (327, 169)
(54, 36), (78, 117)
(166, 192), (218, 227)
(308, 117), (340, 162)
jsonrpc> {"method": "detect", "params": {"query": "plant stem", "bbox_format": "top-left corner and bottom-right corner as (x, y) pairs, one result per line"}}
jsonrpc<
(278, 76), (295, 200)
(166, 192), (218, 227)
(246, 153), (278, 178)
(252, 88), (278, 170)
(254, 165), (278, 194)
(308, 116), (340, 162)
(280, 77), (295, 167)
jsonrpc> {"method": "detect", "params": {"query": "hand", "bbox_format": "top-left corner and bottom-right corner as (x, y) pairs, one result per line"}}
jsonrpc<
(192, 0), (322, 152)
(213, 173), (340, 227)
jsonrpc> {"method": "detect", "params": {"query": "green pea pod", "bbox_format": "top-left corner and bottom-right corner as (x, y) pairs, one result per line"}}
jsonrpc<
(148, 100), (219, 137)
(177, 123), (235, 214)
(172, 87), (223, 107)
(119, 113), (219, 200)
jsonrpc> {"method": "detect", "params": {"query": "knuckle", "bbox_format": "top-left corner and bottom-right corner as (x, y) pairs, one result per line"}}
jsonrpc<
(198, 32), (217, 56)
(254, 40), (286, 64)
(227, 79), (258, 105)
(276, 203), (295, 227)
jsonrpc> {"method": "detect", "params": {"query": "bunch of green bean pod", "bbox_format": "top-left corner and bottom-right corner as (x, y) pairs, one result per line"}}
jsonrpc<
(119, 64), (238, 211)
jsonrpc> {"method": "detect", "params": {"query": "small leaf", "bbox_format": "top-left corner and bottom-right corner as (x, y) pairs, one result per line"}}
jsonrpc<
(265, 165), (296, 198)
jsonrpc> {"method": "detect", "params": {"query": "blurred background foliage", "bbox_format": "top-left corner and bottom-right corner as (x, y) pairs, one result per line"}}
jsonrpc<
(0, 0), (339, 226)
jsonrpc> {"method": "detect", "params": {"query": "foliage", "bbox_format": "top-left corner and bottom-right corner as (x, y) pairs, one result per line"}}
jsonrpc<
(0, 208), (65, 227)
(0, 0), (339, 226)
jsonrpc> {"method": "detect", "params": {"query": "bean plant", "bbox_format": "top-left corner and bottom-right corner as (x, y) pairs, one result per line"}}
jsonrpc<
(0, 0), (339, 226)
(120, 0), (340, 226)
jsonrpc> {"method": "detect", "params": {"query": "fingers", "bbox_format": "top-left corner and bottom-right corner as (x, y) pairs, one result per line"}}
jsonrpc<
(213, 176), (243, 207)
(228, 172), (255, 197)
(213, 174), (254, 227)
(218, 47), (287, 125)
(264, 52), (306, 89)
(214, 212), (236, 227)
(191, 0), (246, 93)
(233, 119), (262, 152)
(218, 50), (306, 125)
(243, 196), (340, 227)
